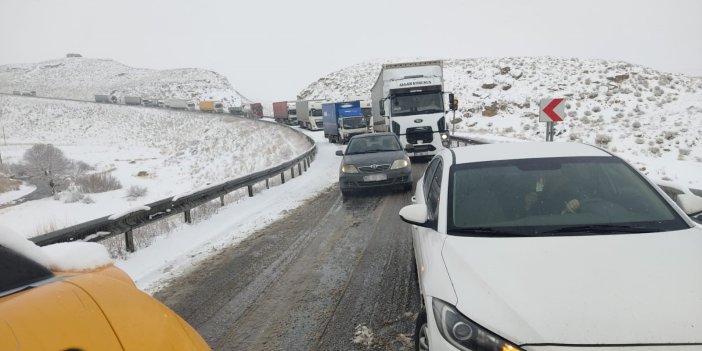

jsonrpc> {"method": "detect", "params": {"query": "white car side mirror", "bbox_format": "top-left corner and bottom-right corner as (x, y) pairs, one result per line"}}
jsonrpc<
(676, 193), (702, 216)
(399, 204), (428, 226)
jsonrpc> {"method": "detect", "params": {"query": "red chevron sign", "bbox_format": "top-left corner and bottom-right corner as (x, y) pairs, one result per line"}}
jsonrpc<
(539, 98), (565, 122)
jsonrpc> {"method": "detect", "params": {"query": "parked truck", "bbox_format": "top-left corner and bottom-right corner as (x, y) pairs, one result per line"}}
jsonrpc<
(94, 94), (112, 103)
(124, 96), (142, 105)
(199, 100), (224, 113)
(228, 106), (243, 115)
(296, 100), (325, 130)
(165, 98), (189, 109)
(245, 103), (263, 119)
(371, 60), (448, 156)
(272, 101), (297, 125)
(322, 101), (368, 143)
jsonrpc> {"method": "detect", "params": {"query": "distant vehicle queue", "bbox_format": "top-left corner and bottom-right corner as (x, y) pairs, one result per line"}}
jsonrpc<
(278, 60), (454, 157)
(92, 93), (264, 119)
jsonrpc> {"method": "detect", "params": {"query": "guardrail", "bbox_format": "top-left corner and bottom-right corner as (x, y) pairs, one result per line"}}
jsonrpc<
(448, 134), (485, 146)
(30, 130), (317, 252)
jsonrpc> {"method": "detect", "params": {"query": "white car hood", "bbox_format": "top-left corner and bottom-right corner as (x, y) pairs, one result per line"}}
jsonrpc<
(442, 228), (702, 346)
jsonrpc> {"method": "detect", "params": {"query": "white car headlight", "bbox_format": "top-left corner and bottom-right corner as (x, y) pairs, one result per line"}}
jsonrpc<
(390, 159), (410, 169)
(432, 298), (523, 351)
(340, 164), (359, 173)
(441, 133), (449, 140)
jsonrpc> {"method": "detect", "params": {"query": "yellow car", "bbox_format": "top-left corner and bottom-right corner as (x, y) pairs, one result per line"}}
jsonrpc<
(0, 240), (211, 351)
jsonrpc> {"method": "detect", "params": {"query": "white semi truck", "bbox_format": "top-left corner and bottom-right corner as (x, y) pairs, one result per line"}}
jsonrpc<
(371, 60), (449, 156)
(296, 100), (325, 130)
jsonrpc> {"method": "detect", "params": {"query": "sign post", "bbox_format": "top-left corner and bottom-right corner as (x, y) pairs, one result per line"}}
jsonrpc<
(539, 98), (565, 142)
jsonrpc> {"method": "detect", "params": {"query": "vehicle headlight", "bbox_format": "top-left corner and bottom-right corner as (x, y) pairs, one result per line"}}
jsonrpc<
(441, 133), (449, 140)
(390, 159), (410, 169)
(432, 298), (523, 351)
(340, 164), (359, 173)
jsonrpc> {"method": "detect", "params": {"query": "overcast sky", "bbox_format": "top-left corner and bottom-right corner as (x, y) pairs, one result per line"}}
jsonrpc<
(1, 0), (701, 103)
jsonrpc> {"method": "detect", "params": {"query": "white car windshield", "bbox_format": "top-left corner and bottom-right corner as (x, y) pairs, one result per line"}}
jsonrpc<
(448, 156), (689, 236)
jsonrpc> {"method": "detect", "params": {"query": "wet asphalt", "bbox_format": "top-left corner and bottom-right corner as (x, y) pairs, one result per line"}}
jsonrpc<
(154, 163), (427, 351)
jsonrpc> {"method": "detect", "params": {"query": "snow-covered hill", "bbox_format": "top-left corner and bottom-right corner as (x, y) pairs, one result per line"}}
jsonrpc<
(0, 57), (249, 106)
(0, 95), (311, 237)
(299, 57), (702, 186)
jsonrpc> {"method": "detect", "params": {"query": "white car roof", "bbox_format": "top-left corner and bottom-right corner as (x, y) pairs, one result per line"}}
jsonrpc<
(448, 142), (612, 164)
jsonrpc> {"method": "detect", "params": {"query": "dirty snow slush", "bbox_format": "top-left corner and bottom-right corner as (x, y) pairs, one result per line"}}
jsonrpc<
(153, 166), (425, 351)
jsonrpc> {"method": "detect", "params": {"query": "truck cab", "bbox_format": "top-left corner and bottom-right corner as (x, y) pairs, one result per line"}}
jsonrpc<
(308, 101), (324, 130)
(287, 102), (297, 125)
(322, 101), (368, 144)
(372, 60), (449, 157)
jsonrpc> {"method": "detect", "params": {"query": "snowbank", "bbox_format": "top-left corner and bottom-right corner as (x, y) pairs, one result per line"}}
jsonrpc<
(0, 224), (111, 272)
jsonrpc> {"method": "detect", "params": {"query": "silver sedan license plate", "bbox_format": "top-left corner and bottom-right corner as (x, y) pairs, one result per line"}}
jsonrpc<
(363, 174), (387, 182)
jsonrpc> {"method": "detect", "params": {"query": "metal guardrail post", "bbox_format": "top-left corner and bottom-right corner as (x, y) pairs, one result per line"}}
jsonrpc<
(291, 167), (295, 178)
(298, 162), (302, 175)
(266, 178), (269, 189)
(281, 172), (285, 184)
(184, 209), (192, 224)
(248, 185), (253, 197)
(220, 195), (225, 207)
(303, 160), (307, 172)
(125, 230), (135, 252)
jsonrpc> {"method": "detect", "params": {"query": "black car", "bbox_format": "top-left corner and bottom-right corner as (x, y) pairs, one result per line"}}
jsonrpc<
(336, 132), (413, 196)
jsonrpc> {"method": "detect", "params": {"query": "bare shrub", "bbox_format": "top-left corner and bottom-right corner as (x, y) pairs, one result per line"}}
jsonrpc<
(595, 134), (612, 146)
(23, 144), (71, 192)
(77, 172), (122, 193)
(58, 185), (84, 203)
(0, 177), (21, 193)
(126, 185), (148, 199)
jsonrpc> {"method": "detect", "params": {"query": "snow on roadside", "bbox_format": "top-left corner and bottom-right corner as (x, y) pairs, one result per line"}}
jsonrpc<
(0, 183), (35, 206)
(0, 95), (312, 238)
(116, 129), (341, 293)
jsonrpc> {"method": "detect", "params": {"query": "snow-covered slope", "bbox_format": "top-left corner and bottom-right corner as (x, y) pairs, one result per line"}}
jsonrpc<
(0, 95), (311, 237)
(0, 57), (249, 105)
(299, 57), (702, 186)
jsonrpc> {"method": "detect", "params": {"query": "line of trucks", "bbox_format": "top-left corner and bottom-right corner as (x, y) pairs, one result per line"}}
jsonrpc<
(93, 94), (263, 118)
(277, 60), (451, 156)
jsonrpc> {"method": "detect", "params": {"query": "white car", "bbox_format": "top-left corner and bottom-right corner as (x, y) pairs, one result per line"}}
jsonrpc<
(399, 142), (702, 351)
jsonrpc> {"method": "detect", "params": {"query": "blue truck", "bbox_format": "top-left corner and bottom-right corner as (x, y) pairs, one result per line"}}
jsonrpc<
(322, 101), (369, 144)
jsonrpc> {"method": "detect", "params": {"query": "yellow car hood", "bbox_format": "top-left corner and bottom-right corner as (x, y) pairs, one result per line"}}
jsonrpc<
(0, 265), (210, 351)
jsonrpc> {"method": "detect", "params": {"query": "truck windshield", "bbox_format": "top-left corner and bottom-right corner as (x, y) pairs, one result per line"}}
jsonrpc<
(342, 117), (366, 129)
(288, 109), (297, 115)
(310, 109), (323, 117)
(361, 107), (372, 117)
(215, 103), (223, 108)
(391, 92), (443, 117)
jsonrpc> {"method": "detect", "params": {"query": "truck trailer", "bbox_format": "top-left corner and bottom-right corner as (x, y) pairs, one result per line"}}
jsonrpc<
(246, 103), (263, 118)
(165, 98), (189, 109)
(199, 100), (224, 113)
(296, 100), (325, 130)
(322, 101), (368, 144)
(124, 96), (142, 105)
(371, 60), (448, 156)
(272, 101), (297, 125)
(94, 94), (111, 103)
